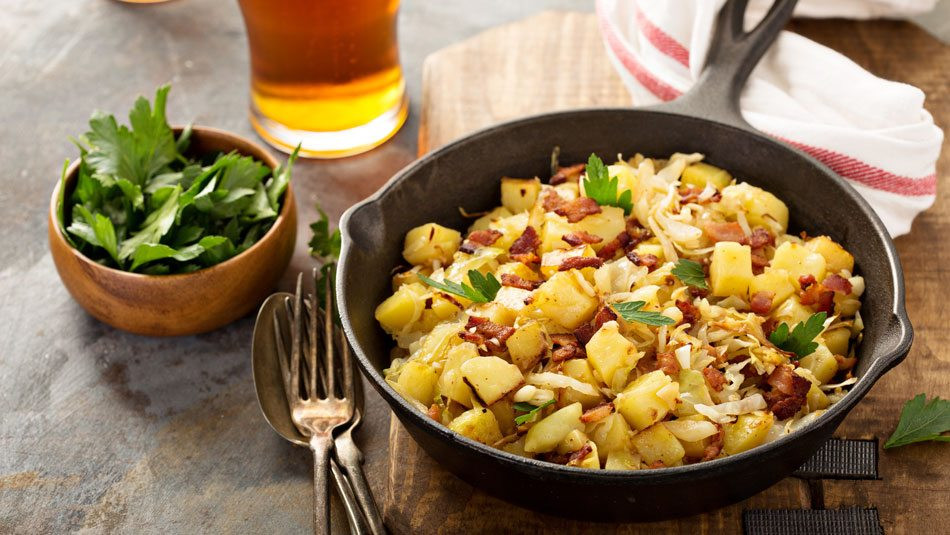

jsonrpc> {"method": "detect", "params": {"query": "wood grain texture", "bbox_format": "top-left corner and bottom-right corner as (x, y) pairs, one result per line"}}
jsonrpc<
(387, 11), (950, 533)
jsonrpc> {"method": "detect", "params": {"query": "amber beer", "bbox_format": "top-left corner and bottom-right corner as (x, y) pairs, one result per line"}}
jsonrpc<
(238, 0), (408, 158)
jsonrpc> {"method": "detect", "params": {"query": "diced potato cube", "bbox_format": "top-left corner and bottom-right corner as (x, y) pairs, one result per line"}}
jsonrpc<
(805, 236), (854, 275)
(682, 162), (732, 190)
(605, 449), (640, 470)
(448, 408), (504, 445)
(392, 269), (424, 290)
(585, 321), (641, 388)
(710, 241), (753, 297)
(633, 241), (665, 263)
(471, 301), (517, 327)
(488, 213), (529, 251)
(495, 261), (540, 282)
(799, 344), (838, 384)
(556, 429), (588, 454)
(573, 441), (601, 469)
(524, 402), (584, 453)
(807, 383), (830, 412)
(608, 163), (638, 195)
(501, 177), (542, 214)
(460, 356), (524, 405)
(615, 370), (674, 430)
(674, 369), (714, 417)
(720, 183), (789, 232)
(375, 283), (426, 334)
(587, 413), (631, 461)
(558, 359), (604, 409)
(396, 361), (438, 405)
(438, 343), (479, 407)
(539, 214), (573, 254)
(771, 242), (826, 286)
(631, 423), (686, 466)
(403, 223), (462, 267)
(533, 272), (599, 330)
(750, 269), (796, 310)
(573, 206), (626, 252)
(489, 398), (517, 436)
(722, 411), (774, 455)
(772, 296), (815, 329)
(506, 321), (549, 372)
(822, 328), (851, 356)
(501, 437), (528, 457)
(540, 245), (596, 279)
(470, 207), (512, 232)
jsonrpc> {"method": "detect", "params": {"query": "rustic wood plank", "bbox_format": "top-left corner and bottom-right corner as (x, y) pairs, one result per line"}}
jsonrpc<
(388, 11), (949, 534)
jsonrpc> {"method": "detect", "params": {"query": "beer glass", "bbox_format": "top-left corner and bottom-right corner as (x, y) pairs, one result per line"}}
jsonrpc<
(237, 0), (408, 158)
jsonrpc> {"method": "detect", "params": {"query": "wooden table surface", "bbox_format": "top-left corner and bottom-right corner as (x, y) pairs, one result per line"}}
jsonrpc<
(0, 2), (946, 534)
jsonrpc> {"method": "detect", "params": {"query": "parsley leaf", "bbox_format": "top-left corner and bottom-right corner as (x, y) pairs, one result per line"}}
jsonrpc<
(769, 312), (827, 358)
(581, 153), (632, 215)
(418, 270), (500, 303)
(611, 301), (676, 326)
(514, 399), (556, 425)
(672, 258), (708, 289)
(884, 394), (950, 449)
(309, 206), (341, 259)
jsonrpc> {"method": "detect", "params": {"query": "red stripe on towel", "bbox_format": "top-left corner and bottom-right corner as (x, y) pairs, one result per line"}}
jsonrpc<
(598, 9), (682, 102)
(633, 2), (690, 68)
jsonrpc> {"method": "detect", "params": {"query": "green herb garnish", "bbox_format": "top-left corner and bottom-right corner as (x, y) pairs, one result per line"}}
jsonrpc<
(672, 258), (708, 290)
(611, 301), (676, 326)
(418, 270), (500, 303)
(884, 394), (950, 449)
(769, 312), (827, 358)
(60, 85), (293, 274)
(514, 399), (556, 425)
(308, 205), (341, 311)
(582, 154), (632, 215)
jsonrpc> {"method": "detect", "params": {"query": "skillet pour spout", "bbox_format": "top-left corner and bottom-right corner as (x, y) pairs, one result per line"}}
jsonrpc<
(336, 0), (913, 521)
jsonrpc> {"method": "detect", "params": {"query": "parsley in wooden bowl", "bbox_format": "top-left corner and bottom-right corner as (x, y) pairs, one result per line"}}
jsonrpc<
(48, 86), (297, 336)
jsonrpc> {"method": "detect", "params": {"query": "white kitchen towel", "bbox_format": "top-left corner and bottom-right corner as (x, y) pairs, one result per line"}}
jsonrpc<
(597, 0), (943, 236)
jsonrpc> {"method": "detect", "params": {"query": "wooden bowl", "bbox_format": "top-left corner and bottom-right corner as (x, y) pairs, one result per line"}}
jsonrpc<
(48, 126), (297, 336)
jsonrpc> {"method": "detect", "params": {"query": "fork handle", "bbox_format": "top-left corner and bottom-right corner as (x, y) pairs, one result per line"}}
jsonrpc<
(336, 433), (386, 535)
(310, 434), (334, 535)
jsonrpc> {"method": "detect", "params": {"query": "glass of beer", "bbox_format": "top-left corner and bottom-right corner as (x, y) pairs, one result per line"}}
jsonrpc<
(237, 0), (408, 158)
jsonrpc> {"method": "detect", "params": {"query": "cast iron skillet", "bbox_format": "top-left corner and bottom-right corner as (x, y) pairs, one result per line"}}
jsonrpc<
(337, 0), (912, 521)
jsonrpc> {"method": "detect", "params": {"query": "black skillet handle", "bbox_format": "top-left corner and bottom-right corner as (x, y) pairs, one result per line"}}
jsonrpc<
(648, 0), (798, 130)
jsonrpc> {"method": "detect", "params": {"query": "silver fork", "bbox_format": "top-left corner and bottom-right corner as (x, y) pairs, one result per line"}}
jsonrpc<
(279, 272), (354, 535)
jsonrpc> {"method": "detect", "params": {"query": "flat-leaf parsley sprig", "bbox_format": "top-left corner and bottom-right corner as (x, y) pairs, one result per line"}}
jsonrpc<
(672, 258), (708, 290)
(611, 301), (675, 327)
(769, 312), (827, 358)
(418, 269), (501, 303)
(884, 394), (950, 449)
(582, 154), (632, 215)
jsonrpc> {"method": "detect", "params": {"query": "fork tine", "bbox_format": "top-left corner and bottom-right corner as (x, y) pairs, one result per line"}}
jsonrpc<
(273, 302), (293, 403)
(290, 272), (304, 402)
(308, 268), (320, 400)
(323, 270), (336, 398)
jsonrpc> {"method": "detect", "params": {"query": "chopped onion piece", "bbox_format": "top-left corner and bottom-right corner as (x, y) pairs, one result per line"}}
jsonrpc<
(694, 394), (767, 424)
(494, 286), (531, 311)
(663, 420), (719, 442)
(656, 382), (680, 409)
(820, 377), (858, 391)
(675, 344), (692, 370)
(526, 372), (600, 397)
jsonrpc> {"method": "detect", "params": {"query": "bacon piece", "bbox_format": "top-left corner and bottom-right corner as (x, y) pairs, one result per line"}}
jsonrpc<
(751, 250), (770, 275)
(676, 299), (700, 326)
(823, 274), (853, 294)
(798, 274), (817, 289)
(509, 226), (541, 264)
(459, 229), (502, 254)
(459, 316), (516, 355)
(765, 365), (811, 420)
(562, 231), (603, 247)
(580, 402), (615, 423)
(550, 163), (585, 185)
(835, 354), (857, 371)
(761, 317), (778, 338)
(626, 251), (659, 271)
(648, 460), (667, 469)
(574, 307), (618, 346)
(701, 427), (725, 461)
(750, 291), (775, 315)
(656, 351), (680, 375)
(702, 367), (726, 392)
(558, 256), (604, 271)
(500, 273), (541, 290)
(554, 197), (602, 223)
(679, 186), (722, 205)
(704, 221), (746, 243)
(542, 190), (566, 212)
(800, 283), (835, 313)
(689, 286), (710, 299)
(747, 228), (775, 249)
(427, 404), (441, 421)
(550, 333), (586, 362)
(597, 231), (631, 260)
(567, 443), (595, 466)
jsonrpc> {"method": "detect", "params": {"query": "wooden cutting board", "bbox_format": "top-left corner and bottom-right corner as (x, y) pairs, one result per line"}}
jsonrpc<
(384, 11), (950, 534)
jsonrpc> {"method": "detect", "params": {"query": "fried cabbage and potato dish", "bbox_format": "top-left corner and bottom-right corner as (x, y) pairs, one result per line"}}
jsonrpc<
(375, 151), (864, 470)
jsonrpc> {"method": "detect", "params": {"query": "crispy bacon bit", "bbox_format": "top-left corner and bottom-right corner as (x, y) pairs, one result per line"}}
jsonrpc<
(761, 317), (778, 338)
(625, 220), (652, 249)
(765, 365), (811, 420)
(800, 283), (835, 313)
(676, 299), (700, 326)
(562, 231), (603, 247)
(751, 251), (770, 275)
(574, 307), (618, 345)
(558, 256), (604, 271)
(702, 367), (726, 392)
(509, 226), (541, 264)
(459, 229), (502, 253)
(823, 274), (853, 294)
(656, 351), (680, 375)
(424, 297), (433, 310)
(835, 354), (857, 371)
(567, 443), (595, 466)
(554, 197), (602, 223)
(679, 186), (722, 205)
(648, 460), (667, 469)
(750, 291), (775, 315)
(597, 231), (631, 260)
(626, 251), (659, 271)
(550, 163), (585, 185)
(500, 273), (541, 290)
(704, 221), (746, 243)
(689, 286), (710, 298)
(542, 190), (566, 212)
(551, 334), (586, 362)
(459, 316), (515, 355)
(701, 427), (725, 461)
(747, 228), (775, 249)
(580, 402), (615, 423)
(427, 404), (441, 421)
(798, 274), (817, 289)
